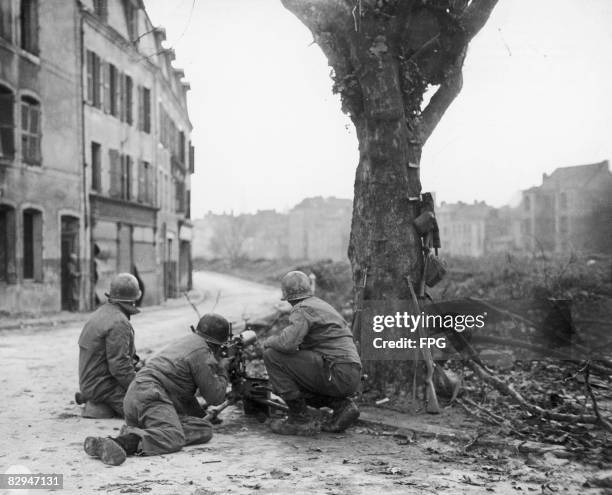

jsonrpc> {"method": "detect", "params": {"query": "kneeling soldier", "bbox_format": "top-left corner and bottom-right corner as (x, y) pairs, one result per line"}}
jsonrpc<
(84, 313), (231, 466)
(263, 271), (362, 436)
(76, 273), (142, 418)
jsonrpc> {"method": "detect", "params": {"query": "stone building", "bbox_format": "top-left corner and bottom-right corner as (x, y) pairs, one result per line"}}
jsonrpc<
(437, 201), (494, 257)
(288, 197), (352, 262)
(0, 0), (193, 315)
(83, 0), (193, 305)
(519, 161), (612, 254)
(0, 0), (84, 314)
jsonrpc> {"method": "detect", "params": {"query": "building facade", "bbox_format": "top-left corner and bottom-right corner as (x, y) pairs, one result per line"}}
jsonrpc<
(0, 0), (194, 315)
(0, 0), (84, 314)
(519, 161), (612, 254)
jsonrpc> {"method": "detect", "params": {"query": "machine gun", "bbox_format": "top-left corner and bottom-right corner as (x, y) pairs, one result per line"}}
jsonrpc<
(204, 328), (287, 423)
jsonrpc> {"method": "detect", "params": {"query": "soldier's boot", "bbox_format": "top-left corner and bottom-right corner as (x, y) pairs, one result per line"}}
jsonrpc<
(84, 433), (140, 466)
(270, 398), (320, 437)
(322, 398), (360, 433)
(74, 392), (85, 405)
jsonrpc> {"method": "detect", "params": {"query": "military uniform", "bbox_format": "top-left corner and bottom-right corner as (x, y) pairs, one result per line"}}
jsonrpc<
(121, 332), (228, 455)
(263, 296), (362, 406)
(78, 302), (137, 417)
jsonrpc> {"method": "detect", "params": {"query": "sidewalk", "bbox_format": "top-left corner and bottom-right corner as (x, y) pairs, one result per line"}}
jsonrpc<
(0, 287), (204, 332)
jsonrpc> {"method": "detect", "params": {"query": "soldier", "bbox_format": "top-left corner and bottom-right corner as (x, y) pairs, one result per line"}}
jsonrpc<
(263, 271), (362, 436)
(76, 273), (142, 418)
(83, 313), (231, 466)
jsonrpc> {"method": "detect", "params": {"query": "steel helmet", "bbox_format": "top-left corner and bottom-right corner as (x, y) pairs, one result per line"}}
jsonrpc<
(280, 271), (313, 301)
(195, 313), (231, 345)
(105, 273), (142, 302)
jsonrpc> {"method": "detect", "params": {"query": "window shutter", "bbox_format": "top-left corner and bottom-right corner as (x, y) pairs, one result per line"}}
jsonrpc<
(102, 61), (110, 113)
(147, 163), (156, 206)
(0, 91), (14, 158)
(136, 160), (144, 203)
(32, 212), (43, 282)
(86, 51), (94, 104)
(109, 149), (120, 198)
(119, 71), (125, 121)
(137, 86), (143, 131)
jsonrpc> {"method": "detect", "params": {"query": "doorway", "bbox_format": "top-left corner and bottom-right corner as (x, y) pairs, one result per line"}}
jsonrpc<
(61, 216), (79, 310)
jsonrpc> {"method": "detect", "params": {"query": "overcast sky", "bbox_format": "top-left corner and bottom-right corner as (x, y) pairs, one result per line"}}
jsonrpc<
(144, 0), (612, 216)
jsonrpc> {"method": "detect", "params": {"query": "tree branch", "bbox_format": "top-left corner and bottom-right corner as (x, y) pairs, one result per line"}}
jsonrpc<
(419, 66), (463, 143)
(460, 0), (500, 40)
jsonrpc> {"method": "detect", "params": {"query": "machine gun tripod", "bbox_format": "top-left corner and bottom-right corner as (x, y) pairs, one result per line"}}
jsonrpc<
(205, 328), (287, 423)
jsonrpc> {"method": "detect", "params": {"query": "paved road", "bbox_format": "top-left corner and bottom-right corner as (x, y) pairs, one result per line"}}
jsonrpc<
(0, 272), (590, 494)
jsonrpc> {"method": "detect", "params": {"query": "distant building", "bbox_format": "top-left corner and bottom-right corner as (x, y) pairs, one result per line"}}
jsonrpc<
(519, 161), (612, 254)
(192, 197), (352, 263)
(437, 202), (493, 257)
(288, 197), (352, 262)
(0, 0), (194, 315)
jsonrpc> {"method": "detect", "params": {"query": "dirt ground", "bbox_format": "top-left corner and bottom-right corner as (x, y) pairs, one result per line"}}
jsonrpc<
(0, 272), (606, 494)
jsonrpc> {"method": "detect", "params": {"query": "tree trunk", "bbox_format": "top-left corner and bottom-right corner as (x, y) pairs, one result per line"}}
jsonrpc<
(281, 0), (500, 392)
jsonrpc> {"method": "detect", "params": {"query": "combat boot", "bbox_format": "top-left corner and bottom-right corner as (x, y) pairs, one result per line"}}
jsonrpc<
(83, 437), (127, 466)
(84, 433), (140, 465)
(270, 398), (320, 436)
(322, 398), (360, 433)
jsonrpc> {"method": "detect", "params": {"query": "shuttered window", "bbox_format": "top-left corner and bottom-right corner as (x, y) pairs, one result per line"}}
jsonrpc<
(20, 0), (38, 55)
(0, 0), (12, 42)
(0, 87), (14, 159)
(109, 149), (121, 198)
(21, 96), (41, 165)
(23, 208), (43, 281)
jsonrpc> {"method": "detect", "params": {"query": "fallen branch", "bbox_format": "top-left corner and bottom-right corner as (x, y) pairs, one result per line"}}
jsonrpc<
(584, 364), (612, 431)
(466, 360), (612, 431)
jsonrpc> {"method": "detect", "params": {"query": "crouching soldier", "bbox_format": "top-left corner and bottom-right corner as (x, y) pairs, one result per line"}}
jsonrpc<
(76, 273), (142, 418)
(83, 313), (231, 466)
(263, 271), (362, 436)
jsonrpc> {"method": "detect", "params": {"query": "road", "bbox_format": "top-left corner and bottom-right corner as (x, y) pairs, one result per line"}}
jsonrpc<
(0, 272), (593, 494)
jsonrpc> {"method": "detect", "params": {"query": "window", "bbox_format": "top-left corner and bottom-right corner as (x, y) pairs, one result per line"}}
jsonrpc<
(86, 50), (101, 107)
(109, 64), (119, 117)
(0, 205), (16, 283)
(121, 155), (132, 200)
(101, 60), (110, 113)
(0, 0), (12, 42)
(0, 86), (14, 159)
(179, 131), (185, 164)
(91, 142), (101, 192)
(22, 208), (42, 281)
(524, 196), (531, 212)
(109, 149), (120, 198)
(189, 142), (194, 174)
(21, 96), (41, 165)
(93, 0), (108, 22)
(137, 160), (156, 205)
(138, 86), (151, 133)
(175, 180), (185, 213)
(20, 0), (38, 54)
(559, 192), (568, 210)
(125, 75), (133, 125)
(125, 0), (138, 41)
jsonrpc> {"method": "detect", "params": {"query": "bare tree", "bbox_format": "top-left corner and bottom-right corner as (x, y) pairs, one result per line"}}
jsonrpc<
(281, 0), (499, 304)
(210, 214), (251, 266)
